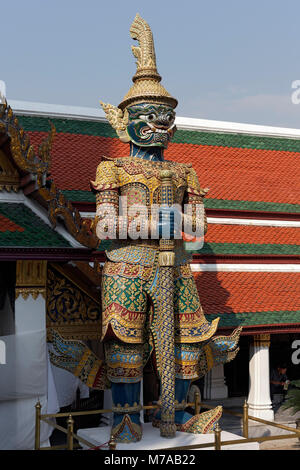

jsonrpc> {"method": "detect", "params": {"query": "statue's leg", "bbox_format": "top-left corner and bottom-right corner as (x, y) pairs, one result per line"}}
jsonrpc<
(105, 339), (143, 443)
(101, 262), (150, 442)
(153, 342), (222, 433)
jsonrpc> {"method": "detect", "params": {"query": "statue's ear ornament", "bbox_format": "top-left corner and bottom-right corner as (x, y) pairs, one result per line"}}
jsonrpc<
(100, 101), (130, 143)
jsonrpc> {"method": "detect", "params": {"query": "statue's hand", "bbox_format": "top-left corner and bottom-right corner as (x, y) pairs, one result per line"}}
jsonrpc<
(158, 206), (182, 239)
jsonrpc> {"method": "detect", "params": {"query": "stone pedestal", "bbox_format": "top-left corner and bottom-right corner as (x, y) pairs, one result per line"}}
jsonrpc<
(247, 334), (274, 421)
(0, 261), (51, 449)
(77, 423), (259, 450)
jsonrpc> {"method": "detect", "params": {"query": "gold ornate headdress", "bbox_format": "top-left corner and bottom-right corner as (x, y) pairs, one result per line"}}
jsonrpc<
(101, 14), (177, 142)
(119, 13), (177, 110)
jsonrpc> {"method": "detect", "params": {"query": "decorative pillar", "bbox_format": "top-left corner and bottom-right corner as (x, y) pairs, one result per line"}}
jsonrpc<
(204, 365), (228, 400)
(15, 260), (47, 333)
(247, 334), (274, 421)
(0, 260), (51, 449)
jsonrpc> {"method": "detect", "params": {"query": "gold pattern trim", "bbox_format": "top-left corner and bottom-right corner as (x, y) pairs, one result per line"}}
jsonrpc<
(16, 260), (47, 287)
(47, 324), (101, 341)
(16, 287), (46, 300)
(112, 403), (142, 414)
(254, 334), (270, 348)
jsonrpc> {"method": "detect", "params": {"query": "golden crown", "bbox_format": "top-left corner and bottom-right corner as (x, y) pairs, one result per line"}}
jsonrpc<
(119, 14), (178, 110)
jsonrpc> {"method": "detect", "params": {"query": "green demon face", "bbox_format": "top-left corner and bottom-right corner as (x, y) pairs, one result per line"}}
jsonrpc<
(126, 103), (176, 148)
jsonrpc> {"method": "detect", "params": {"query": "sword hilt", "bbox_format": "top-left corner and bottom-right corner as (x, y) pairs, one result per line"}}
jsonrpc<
(158, 169), (177, 438)
(159, 170), (175, 267)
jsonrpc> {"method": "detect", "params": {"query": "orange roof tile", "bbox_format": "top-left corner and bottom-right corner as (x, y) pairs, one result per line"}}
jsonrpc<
(205, 224), (300, 245)
(27, 131), (300, 206)
(0, 213), (24, 232)
(194, 271), (300, 314)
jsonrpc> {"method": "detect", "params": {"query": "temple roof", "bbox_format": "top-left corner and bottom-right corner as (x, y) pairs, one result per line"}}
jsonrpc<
(14, 111), (300, 214)
(0, 202), (71, 247)
(195, 271), (300, 333)
(1, 99), (299, 333)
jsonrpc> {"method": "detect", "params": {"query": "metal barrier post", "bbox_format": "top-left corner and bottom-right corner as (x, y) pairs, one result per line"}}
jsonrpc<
(243, 400), (249, 438)
(194, 391), (201, 415)
(67, 415), (74, 450)
(35, 401), (41, 450)
(108, 435), (117, 450)
(214, 423), (221, 450)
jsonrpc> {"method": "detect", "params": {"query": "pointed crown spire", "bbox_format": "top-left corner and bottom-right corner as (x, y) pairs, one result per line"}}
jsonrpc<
(118, 14), (178, 110)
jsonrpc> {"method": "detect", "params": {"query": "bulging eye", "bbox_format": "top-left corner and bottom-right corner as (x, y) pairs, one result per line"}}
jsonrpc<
(167, 114), (174, 122)
(137, 114), (156, 122)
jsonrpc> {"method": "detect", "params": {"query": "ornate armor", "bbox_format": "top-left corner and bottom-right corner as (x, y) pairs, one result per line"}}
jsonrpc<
(50, 13), (241, 444)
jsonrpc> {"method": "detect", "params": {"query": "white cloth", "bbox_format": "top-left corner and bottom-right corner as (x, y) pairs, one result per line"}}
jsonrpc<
(0, 395), (51, 450)
(0, 330), (47, 400)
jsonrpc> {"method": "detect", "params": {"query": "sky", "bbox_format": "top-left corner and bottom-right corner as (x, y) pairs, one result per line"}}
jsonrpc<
(3, 0), (300, 128)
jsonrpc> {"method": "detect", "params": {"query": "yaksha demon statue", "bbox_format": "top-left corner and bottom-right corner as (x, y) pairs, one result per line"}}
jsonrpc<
(50, 14), (241, 444)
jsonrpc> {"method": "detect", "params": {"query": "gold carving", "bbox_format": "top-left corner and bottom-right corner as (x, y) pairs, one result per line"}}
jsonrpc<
(0, 101), (55, 187)
(159, 252), (175, 267)
(0, 149), (19, 192)
(39, 181), (99, 249)
(16, 287), (46, 300)
(16, 260), (47, 287)
(15, 261), (47, 300)
(254, 334), (270, 348)
(47, 324), (100, 341)
(99, 102), (130, 143)
(46, 267), (101, 341)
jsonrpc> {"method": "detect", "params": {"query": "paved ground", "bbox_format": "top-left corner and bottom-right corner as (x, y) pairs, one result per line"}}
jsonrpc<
(203, 396), (300, 451)
(260, 437), (300, 450)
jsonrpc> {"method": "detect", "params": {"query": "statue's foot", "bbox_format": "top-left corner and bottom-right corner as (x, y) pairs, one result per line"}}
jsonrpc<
(176, 406), (222, 434)
(152, 406), (222, 435)
(111, 414), (142, 443)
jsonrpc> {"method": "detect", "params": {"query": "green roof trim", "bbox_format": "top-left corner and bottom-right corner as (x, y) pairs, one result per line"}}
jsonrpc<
(17, 115), (117, 139)
(204, 198), (300, 213)
(206, 311), (300, 327)
(0, 203), (71, 247)
(62, 190), (96, 203)
(17, 115), (300, 153)
(62, 190), (300, 214)
(95, 241), (298, 256)
(196, 242), (300, 256)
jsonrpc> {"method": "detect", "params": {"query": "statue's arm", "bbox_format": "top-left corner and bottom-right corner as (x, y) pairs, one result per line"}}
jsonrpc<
(182, 166), (208, 237)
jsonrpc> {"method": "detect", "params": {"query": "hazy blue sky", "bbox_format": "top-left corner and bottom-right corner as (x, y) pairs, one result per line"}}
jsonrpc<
(3, 0), (300, 127)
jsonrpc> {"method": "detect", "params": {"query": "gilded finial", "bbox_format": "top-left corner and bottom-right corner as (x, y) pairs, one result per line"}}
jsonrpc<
(129, 13), (161, 83)
(119, 14), (177, 110)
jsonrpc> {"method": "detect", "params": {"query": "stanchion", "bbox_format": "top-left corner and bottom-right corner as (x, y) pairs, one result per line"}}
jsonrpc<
(214, 423), (221, 450)
(35, 401), (41, 450)
(243, 400), (249, 438)
(67, 415), (74, 450)
(194, 391), (201, 415)
(108, 435), (117, 450)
